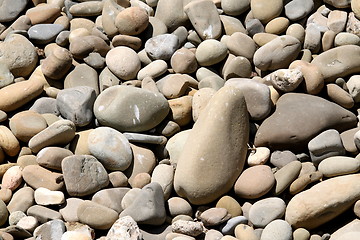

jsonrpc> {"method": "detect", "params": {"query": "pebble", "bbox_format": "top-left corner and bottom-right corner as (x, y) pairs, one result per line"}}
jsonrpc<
(216, 195), (242, 218)
(27, 205), (62, 224)
(1, 166), (22, 191)
(270, 68), (304, 92)
(199, 208), (231, 227)
(16, 216), (38, 232)
(93, 85), (169, 132)
(249, 197), (286, 228)
(318, 156), (360, 177)
(171, 48), (198, 74)
(62, 155), (109, 197)
(8, 210), (26, 226)
(7, 187), (34, 214)
(106, 216), (142, 240)
(22, 165), (64, 191)
(33, 219), (65, 239)
(145, 34), (180, 61)
(64, 63), (100, 95)
(326, 83), (355, 109)
(87, 127), (132, 171)
(36, 146), (73, 171)
(92, 187), (129, 213)
(167, 197), (193, 217)
(171, 220), (204, 237)
(34, 187), (65, 206)
(273, 160), (302, 195)
(30, 98), (59, 115)
(347, 75), (360, 103)
(28, 24), (64, 44)
(219, 216), (248, 235)
(260, 219), (292, 240)
(270, 150), (297, 168)
(251, 0), (283, 24)
(156, 74), (190, 99)
(195, 39), (228, 66)
(234, 165), (275, 199)
(151, 164), (174, 200)
(115, 6), (149, 36)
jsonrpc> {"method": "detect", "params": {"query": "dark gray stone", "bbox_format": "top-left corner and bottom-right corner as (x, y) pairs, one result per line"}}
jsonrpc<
(28, 24), (64, 44)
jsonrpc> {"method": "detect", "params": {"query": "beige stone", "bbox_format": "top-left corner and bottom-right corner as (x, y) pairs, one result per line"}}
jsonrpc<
(265, 17), (289, 34)
(115, 7), (149, 35)
(251, 0), (283, 23)
(0, 126), (20, 157)
(168, 96), (193, 127)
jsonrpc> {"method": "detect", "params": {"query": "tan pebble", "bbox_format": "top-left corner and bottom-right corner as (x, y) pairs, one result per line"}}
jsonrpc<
(289, 60), (324, 95)
(168, 96), (193, 127)
(112, 35), (142, 51)
(334, 32), (360, 47)
(1, 166), (22, 191)
(168, 197), (193, 217)
(70, 18), (95, 32)
(171, 48), (198, 74)
(286, 23), (305, 43)
(326, 83), (354, 109)
(322, 30), (336, 52)
(115, 7), (149, 35)
(354, 199), (360, 218)
(247, 146), (270, 166)
(192, 88), (216, 122)
(34, 187), (65, 205)
(222, 55), (252, 80)
(41, 47), (73, 80)
(26, 4), (61, 25)
(17, 155), (38, 169)
(108, 171), (128, 187)
(0, 110), (7, 122)
(226, 32), (256, 60)
(251, 0), (283, 24)
(22, 165), (64, 191)
(220, 15), (247, 36)
(216, 195), (242, 217)
(352, 0), (360, 20)
(293, 228), (311, 240)
(16, 216), (38, 232)
(138, 60), (168, 80)
(69, 130), (92, 155)
(234, 224), (258, 240)
(0, 66), (46, 112)
(9, 110), (47, 142)
(0, 126), (20, 157)
(0, 188), (12, 204)
(196, 39), (228, 66)
(70, 35), (110, 59)
(41, 114), (60, 126)
(69, 1), (103, 17)
(157, 74), (190, 99)
(0, 15), (32, 41)
(132, 173), (151, 189)
(53, 15), (70, 29)
(121, 188), (141, 209)
(68, 28), (91, 44)
(265, 17), (290, 34)
(327, 10), (348, 34)
(253, 32), (278, 46)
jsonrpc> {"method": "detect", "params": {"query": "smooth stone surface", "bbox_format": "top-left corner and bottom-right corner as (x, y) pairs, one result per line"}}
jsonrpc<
(216, 195), (242, 218)
(62, 155), (109, 197)
(195, 39), (228, 67)
(249, 197), (286, 228)
(94, 85), (169, 132)
(64, 63), (99, 95)
(174, 86), (249, 205)
(22, 165), (64, 191)
(285, 174), (360, 229)
(318, 156), (360, 177)
(151, 164), (174, 200)
(255, 93), (357, 151)
(30, 97), (59, 115)
(225, 78), (272, 121)
(36, 147), (73, 171)
(7, 187), (34, 214)
(77, 200), (118, 230)
(88, 127), (133, 171)
(28, 119), (76, 153)
(1, 166), (22, 191)
(145, 34), (180, 61)
(56, 86), (96, 127)
(28, 24), (64, 44)
(251, 0), (283, 23)
(106, 46), (141, 80)
(234, 165), (275, 199)
(199, 208), (231, 227)
(225, 32), (256, 60)
(59, 198), (84, 223)
(34, 187), (65, 205)
(115, 6), (149, 35)
(260, 219), (292, 240)
(33, 219), (65, 239)
(0, 199), (8, 227)
(0, 126), (20, 157)
(270, 150), (297, 169)
(285, 0), (313, 21)
(219, 216), (248, 235)
(92, 187), (130, 213)
(308, 129), (346, 165)
(0, 0), (27, 22)
(119, 182), (166, 225)
(27, 205), (62, 224)
(327, 83), (354, 109)
(254, 35), (301, 71)
(168, 197), (193, 217)
(273, 161), (302, 195)
(234, 224), (258, 240)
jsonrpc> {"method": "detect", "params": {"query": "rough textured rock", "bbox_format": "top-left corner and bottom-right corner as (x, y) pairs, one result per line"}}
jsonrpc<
(174, 86), (249, 205)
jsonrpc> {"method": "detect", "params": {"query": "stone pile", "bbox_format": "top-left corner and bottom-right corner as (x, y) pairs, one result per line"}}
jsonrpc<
(0, 0), (359, 240)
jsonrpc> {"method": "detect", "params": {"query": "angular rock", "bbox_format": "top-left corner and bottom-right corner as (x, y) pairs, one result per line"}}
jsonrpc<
(174, 86), (249, 205)
(62, 155), (109, 197)
(106, 216), (142, 240)
(255, 93), (357, 151)
(94, 85), (169, 132)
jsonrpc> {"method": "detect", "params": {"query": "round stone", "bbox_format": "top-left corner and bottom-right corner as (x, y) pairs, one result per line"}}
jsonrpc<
(94, 85), (169, 132)
(145, 34), (180, 61)
(105, 46), (141, 80)
(88, 127), (133, 171)
(249, 197), (286, 228)
(115, 7), (149, 35)
(195, 39), (228, 66)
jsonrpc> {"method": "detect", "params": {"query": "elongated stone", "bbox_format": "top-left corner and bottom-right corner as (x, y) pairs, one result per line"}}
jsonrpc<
(174, 86), (249, 205)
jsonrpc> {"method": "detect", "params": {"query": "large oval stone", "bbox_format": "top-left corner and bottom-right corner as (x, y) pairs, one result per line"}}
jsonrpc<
(174, 86), (249, 205)
(285, 174), (360, 229)
(255, 93), (357, 152)
(94, 85), (169, 132)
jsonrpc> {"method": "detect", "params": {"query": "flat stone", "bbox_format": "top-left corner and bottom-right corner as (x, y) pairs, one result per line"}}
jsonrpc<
(22, 165), (64, 191)
(88, 127), (133, 171)
(106, 216), (142, 240)
(222, 55), (252, 80)
(308, 129), (346, 165)
(27, 205), (62, 224)
(234, 165), (275, 199)
(326, 83), (354, 109)
(77, 200), (118, 230)
(36, 147), (73, 171)
(248, 197), (286, 228)
(94, 85), (169, 132)
(69, 1), (103, 17)
(216, 196), (242, 217)
(28, 24), (64, 44)
(184, 0), (222, 40)
(285, 174), (360, 229)
(327, 10), (347, 34)
(120, 182), (166, 225)
(9, 210), (26, 225)
(62, 155), (109, 197)
(225, 78), (272, 121)
(273, 161), (302, 195)
(174, 86), (249, 205)
(318, 156), (360, 177)
(151, 164), (174, 200)
(145, 34), (180, 61)
(254, 93), (357, 151)
(105, 46), (141, 80)
(56, 86), (96, 127)
(28, 119), (76, 153)
(199, 208), (231, 227)
(34, 187), (65, 205)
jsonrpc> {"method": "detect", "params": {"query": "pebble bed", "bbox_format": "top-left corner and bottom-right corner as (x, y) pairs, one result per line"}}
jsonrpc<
(0, 0), (360, 239)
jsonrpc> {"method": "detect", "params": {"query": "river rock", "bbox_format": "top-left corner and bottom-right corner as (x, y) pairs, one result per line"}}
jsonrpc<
(260, 219), (292, 240)
(36, 147), (73, 171)
(7, 187), (34, 214)
(87, 127), (132, 171)
(168, 197), (193, 217)
(34, 187), (65, 205)
(22, 165), (64, 191)
(119, 182), (166, 225)
(64, 63), (99, 95)
(105, 46), (141, 80)
(251, 0), (283, 23)
(33, 219), (65, 239)
(234, 224), (258, 240)
(28, 119), (76, 153)
(285, 174), (360, 229)
(56, 86), (96, 127)
(225, 32), (257, 60)
(59, 198), (84, 222)
(1, 166), (22, 191)
(0, 0), (28, 22)
(30, 97), (59, 115)
(145, 34), (180, 61)
(234, 165), (275, 199)
(94, 85), (169, 132)
(255, 93), (357, 151)
(225, 78), (272, 121)
(92, 187), (130, 213)
(115, 6), (149, 35)
(184, 0), (222, 40)
(27, 205), (62, 223)
(248, 197), (286, 228)
(253, 35), (301, 71)
(174, 86), (249, 205)
(284, 0), (313, 21)
(62, 155), (109, 197)
(77, 200), (118, 230)
(221, 0), (249, 16)
(318, 156), (360, 177)
(199, 208), (231, 227)
(28, 24), (64, 44)
(0, 126), (20, 157)
(273, 161), (302, 195)
(106, 216), (142, 240)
